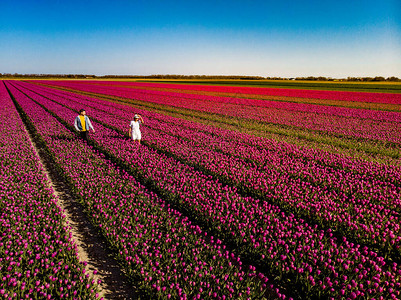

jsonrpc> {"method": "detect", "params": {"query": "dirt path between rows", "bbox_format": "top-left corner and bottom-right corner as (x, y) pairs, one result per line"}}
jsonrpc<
(21, 122), (140, 299)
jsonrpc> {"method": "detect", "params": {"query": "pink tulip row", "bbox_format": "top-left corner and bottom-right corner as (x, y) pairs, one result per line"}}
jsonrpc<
(38, 79), (401, 104)
(6, 82), (283, 300)
(32, 80), (401, 145)
(9, 81), (401, 299)
(16, 81), (401, 259)
(0, 82), (99, 299)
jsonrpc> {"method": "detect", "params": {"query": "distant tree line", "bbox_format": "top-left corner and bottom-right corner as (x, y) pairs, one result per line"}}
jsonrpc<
(345, 76), (401, 82)
(98, 74), (267, 80)
(282, 76), (401, 82)
(0, 73), (400, 82)
(0, 73), (97, 79)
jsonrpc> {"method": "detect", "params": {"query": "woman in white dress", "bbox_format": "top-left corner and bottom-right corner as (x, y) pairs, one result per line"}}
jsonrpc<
(129, 114), (144, 144)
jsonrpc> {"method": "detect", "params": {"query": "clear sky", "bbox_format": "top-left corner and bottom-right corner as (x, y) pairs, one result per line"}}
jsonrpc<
(1, 0), (400, 78)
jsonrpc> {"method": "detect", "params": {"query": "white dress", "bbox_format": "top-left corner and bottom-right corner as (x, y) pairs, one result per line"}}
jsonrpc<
(130, 120), (141, 140)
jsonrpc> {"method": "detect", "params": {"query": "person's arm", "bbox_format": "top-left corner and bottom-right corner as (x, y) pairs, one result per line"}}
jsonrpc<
(86, 117), (95, 132)
(129, 125), (132, 137)
(139, 115), (144, 124)
(74, 117), (80, 131)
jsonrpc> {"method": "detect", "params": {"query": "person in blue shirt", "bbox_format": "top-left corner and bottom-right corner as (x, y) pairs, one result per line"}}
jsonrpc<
(74, 109), (95, 141)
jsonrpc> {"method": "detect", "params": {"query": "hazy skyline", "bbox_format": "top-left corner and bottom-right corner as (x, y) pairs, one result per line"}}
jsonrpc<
(1, 0), (400, 77)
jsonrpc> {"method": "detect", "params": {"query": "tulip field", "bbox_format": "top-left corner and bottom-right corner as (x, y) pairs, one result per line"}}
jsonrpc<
(1, 79), (401, 299)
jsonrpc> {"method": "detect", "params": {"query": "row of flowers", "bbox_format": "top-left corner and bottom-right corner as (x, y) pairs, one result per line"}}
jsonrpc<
(18, 81), (401, 260)
(0, 82), (99, 299)
(6, 82), (283, 299)
(9, 81), (401, 299)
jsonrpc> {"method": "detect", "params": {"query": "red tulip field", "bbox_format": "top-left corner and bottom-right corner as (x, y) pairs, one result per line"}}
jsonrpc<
(1, 79), (400, 299)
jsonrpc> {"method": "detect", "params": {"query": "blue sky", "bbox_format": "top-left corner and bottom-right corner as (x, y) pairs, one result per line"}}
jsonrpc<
(0, 0), (400, 77)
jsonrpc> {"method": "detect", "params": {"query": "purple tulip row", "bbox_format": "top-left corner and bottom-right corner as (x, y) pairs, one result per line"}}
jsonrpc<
(0, 83), (99, 299)
(31, 80), (401, 145)
(5, 82), (284, 299)
(8, 81), (401, 299)
(15, 81), (401, 260)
